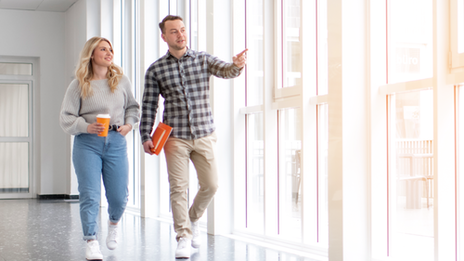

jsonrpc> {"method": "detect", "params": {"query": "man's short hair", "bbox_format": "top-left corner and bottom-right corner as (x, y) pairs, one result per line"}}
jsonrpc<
(159, 15), (183, 34)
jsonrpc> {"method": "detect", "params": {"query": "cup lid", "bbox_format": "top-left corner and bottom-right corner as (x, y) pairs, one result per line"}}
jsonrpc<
(96, 114), (111, 118)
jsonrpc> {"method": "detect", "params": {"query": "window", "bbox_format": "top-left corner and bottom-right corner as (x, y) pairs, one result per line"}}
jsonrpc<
(0, 83), (30, 194)
(387, 90), (434, 260)
(113, 0), (141, 210)
(280, 0), (301, 90)
(316, 0), (328, 96)
(246, 113), (264, 233)
(246, 0), (264, 107)
(0, 63), (32, 76)
(451, 0), (464, 68)
(387, 0), (433, 83)
(458, 0), (464, 53)
(0, 57), (36, 198)
(233, 0), (326, 253)
(143, 0), (208, 226)
(457, 85), (464, 259)
(278, 108), (302, 241)
(317, 104), (328, 245)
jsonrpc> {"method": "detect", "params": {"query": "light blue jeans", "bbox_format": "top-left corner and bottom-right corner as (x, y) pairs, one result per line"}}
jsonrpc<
(72, 131), (129, 241)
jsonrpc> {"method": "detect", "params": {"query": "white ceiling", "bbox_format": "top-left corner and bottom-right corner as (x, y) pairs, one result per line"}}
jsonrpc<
(0, 0), (79, 12)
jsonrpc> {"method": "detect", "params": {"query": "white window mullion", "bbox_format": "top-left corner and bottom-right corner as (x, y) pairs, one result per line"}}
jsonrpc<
(301, 0), (318, 247)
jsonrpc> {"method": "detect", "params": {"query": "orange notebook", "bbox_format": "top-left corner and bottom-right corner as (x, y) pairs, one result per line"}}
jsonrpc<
(150, 122), (173, 155)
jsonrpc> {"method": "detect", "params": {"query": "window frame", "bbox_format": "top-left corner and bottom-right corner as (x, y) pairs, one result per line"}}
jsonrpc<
(450, 0), (464, 68)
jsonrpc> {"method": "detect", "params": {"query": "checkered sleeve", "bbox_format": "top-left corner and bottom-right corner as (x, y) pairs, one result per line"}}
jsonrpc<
(140, 67), (160, 144)
(206, 53), (242, 79)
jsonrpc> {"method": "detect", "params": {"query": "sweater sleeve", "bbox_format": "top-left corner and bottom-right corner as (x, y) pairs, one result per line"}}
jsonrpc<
(59, 80), (89, 135)
(121, 75), (140, 128)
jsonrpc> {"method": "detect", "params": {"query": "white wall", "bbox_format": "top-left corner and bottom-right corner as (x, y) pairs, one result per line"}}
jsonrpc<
(206, 0), (234, 235)
(65, 0), (88, 195)
(65, 0), (87, 83)
(0, 0), (102, 196)
(64, 0), (104, 196)
(0, 9), (68, 195)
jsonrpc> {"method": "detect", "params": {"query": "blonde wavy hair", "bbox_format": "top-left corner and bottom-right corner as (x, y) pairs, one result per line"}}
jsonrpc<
(75, 37), (123, 98)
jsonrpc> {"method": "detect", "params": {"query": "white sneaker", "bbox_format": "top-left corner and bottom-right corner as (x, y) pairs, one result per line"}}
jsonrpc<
(86, 240), (103, 260)
(175, 237), (191, 259)
(106, 221), (118, 250)
(191, 221), (201, 248)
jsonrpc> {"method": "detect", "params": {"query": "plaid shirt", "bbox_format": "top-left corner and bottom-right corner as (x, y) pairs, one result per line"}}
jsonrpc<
(140, 49), (242, 143)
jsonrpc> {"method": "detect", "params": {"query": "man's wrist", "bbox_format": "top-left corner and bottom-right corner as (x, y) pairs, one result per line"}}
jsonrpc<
(142, 134), (151, 144)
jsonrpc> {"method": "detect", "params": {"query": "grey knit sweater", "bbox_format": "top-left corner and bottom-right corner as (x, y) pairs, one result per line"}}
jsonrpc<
(60, 75), (140, 136)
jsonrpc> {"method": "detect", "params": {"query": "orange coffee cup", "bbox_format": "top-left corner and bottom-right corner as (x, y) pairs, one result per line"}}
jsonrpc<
(96, 114), (111, 137)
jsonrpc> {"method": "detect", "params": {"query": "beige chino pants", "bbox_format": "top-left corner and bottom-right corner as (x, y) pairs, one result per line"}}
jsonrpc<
(164, 132), (218, 241)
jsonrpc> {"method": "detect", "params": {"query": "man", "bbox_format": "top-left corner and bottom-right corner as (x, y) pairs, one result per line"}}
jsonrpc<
(139, 15), (247, 259)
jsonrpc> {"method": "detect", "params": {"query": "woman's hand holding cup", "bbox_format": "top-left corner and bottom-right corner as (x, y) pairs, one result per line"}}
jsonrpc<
(85, 114), (111, 136)
(87, 122), (106, 135)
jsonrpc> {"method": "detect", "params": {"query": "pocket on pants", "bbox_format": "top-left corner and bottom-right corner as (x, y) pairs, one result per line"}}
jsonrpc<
(200, 132), (216, 160)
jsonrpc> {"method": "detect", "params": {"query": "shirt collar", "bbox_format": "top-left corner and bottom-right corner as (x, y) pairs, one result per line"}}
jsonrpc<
(166, 47), (196, 60)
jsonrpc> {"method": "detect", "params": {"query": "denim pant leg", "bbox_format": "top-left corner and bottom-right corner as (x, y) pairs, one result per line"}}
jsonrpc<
(101, 131), (129, 223)
(73, 134), (104, 241)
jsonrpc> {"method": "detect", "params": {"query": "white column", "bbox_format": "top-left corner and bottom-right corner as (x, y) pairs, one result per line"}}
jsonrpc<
(206, 0), (234, 236)
(86, 0), (101, 39)
(261, 0), (279, 237)
(100, 0), (113, 41)
(301, 0), (318, 246)
(139, 0), (160, 219)
(369, 0), (388, 258)
(327, 0), (370, 259)
(435, 0), (456, 260)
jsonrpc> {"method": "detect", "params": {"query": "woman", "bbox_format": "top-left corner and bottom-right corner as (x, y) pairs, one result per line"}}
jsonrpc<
(60, 37), (140, 260)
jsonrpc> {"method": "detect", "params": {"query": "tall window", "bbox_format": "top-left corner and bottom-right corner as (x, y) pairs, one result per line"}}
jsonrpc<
(150, 0), (208, 225)
(189, 0), (198, 52)
(317, 104), (329, 245)
(451, 0), (464, 68)
(388, 90), (434, 260)
(112, 0), (141, 210)
(371, 1), (436, 259)
(281, 0), (301, 89)
(235, 0), (327, 253)
(246, 113), (264, 233)
(246, 0), (264, 106)
(457, 85), (464, 259)
(387, 0), (433, 83)
(0, 61), (34, 198)
(241, 0), (265, 233)
(278, 108), (302, 241)
(317, 0), (328, 96)
(458, 0), (464, 53)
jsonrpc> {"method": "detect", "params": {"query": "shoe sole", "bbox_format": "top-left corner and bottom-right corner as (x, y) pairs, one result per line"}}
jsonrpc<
(175, 253), (190, 259)
(106, 243), (117, 250)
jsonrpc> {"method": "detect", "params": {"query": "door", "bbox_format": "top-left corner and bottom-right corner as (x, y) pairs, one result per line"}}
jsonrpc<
(0, 59), (35, 198)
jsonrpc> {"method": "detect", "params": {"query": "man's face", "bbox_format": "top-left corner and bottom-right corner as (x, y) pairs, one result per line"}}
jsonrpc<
(162, 19), (188, 51)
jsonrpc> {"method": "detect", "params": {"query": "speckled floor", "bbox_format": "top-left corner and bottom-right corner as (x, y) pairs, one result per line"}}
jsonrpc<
(0, 199), (322, 261)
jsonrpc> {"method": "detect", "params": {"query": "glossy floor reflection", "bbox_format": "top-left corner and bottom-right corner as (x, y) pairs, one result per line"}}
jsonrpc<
(0, 199), (322, 261)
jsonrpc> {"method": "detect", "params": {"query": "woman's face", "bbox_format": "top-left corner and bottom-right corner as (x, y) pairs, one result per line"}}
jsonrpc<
(91, 41), (113, 68)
